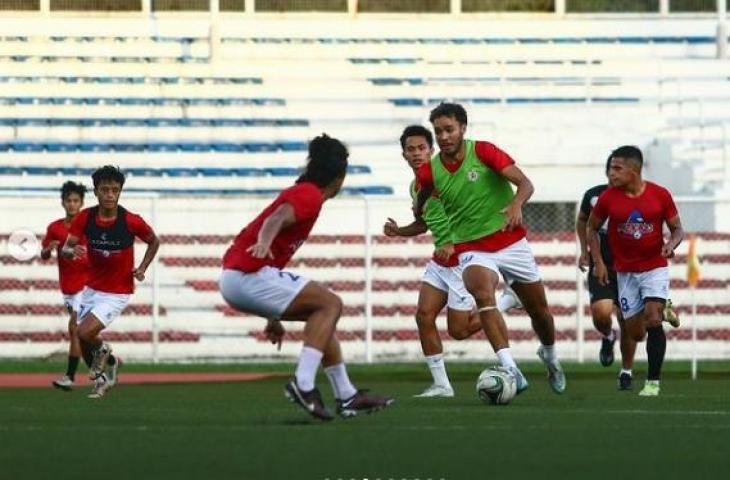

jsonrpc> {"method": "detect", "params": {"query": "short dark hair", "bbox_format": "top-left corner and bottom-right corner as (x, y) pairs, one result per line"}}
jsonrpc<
(605, 153), (612, 175)
(611, 145), (643, 169)
(429, 102), (468, 125)
(296, 134), (349, 188)
(400, 125), (433, 150)
(60, 181), (87, 200)
(92, 165), (125, 189)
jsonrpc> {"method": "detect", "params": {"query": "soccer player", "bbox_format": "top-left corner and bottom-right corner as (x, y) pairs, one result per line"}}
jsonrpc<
(383, 125), (521, 398)
(40, 181), (89, 390)
(587, 146), (683, 396)
(414, 103), (566, 394)
(62, 165), (160, 399)
(219, 134), (394, 421)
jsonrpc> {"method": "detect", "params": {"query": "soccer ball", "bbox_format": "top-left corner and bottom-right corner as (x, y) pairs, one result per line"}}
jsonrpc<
(476, 366), (518, 405)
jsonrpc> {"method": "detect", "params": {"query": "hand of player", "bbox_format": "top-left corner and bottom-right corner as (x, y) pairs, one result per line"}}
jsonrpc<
(133, 268), (146, 282)
(592, 261), (609, 286)
(264, 319), (285, 351)
(502, 203), (523, 231)
(49, 240), (60, 250)
(246, 243), (274, 259)
(65, 244), (86, 260)
(383, 218), (400, 237)
(578, 251), (590, 272)
(661, 243), (675, 258)
(435, 243), (455, 261)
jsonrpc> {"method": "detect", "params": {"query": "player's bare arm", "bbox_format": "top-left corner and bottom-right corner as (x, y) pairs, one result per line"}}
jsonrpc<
(499, 165), (534, 231)
(576, 210), (590, 272)
(246, 203), (297, 259)
(133, 232), (161, 282)
(61, 234), (86, 260)
(383, 217), (428, 237)
(586, 212), (608, 285)
(662, 215), (684, 258)
(413, 185), (433, 218)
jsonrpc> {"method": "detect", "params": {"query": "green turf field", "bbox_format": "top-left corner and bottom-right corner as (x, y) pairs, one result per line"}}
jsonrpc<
(1, 361), (728, 480)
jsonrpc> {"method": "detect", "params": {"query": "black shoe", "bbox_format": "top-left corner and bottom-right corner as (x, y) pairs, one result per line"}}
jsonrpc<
(617, 372), (633, 391)
(599, 331), (616, 367)
(284, 378), (334, 421)
(336, 389), (395, 418)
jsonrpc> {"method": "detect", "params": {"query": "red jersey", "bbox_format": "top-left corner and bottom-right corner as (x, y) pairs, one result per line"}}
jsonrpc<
(592, 181), (678, 273)
(222, 182), (324, 273)
(42, 218), (89, 295)
(69, 206), (154, 294)
(417, 140), (527, 253)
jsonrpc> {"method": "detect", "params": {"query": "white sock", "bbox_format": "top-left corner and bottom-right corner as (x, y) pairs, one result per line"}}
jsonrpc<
(294, 345), (323, 392)
(497, 292), (517, 312)
(324, 363), (357, 400)
(621, 368), (633, 376)
(496, 347), (518, 370)
(425, 354), (451, 387)
(540, 344), (557, 363)
(604, 330), (616, 341)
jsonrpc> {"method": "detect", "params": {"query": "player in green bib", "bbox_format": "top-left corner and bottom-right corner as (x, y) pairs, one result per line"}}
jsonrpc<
(384, 125), (521, 397)
(415, 103), (566, 395)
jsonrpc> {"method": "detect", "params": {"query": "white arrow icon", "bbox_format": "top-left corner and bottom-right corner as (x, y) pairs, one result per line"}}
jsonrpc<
(7, 229), (40, 261)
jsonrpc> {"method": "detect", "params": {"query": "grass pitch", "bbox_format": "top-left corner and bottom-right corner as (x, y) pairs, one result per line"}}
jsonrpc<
(1, 361), (728, 480)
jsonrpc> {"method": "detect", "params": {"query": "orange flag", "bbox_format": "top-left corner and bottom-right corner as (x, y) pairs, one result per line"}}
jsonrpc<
(686, 235), (701, 288)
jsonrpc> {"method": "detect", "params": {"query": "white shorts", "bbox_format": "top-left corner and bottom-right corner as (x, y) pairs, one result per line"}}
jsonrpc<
(617, 267), (670, 320)
(457, 238), (542, 285)
(77, 287), (131, 327)
(219, 267), (311, 319)
(421, 260), (475, 312)
(62, 292), (83, 315)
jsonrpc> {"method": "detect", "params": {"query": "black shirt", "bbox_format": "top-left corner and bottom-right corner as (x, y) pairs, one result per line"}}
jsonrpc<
(580, 184), (613, 268)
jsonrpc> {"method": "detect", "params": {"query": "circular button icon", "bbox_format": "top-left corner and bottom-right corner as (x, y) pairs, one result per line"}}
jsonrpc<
(7, 229), (40, 261)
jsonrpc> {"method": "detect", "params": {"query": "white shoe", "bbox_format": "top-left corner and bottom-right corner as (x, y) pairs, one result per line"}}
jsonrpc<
(87, 374), (112, 399)
(537, 346), (567, 394)
(499, 285), (523, 311)
(52, 375), (74, 391)
(89, 343), (112, 380)
(414, 384), (455, 398)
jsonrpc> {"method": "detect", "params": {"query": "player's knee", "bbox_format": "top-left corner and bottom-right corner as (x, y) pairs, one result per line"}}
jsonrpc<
(447, 323), (470, 340)
(469, 288), (496, 307)
(324, 294), (343, 321)
(415, 309), (437, 327)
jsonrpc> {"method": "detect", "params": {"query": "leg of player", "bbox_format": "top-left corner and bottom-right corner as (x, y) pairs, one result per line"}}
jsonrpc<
(591, 299), (617, 367)
(77, 314), (116, 399)
(452, 286), (521, 340)
(462, 265), (528, 393)
(617, 314), (637, 390)
(414, 283), (453, 398)
(639, 300), (666, 397)
(52, 313), (82, 391)
(511, 281), (567, 394)
(321, 336), (394, 418)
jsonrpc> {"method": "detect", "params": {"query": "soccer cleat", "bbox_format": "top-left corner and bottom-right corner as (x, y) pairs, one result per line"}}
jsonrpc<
(105, 357), (121, 386)
(638, 380), (660, 397)
(89, 343), (112, 380)
(413, 384), (454, 398)
(500, 285), (523, 311)
(508, 367), (530, 395)
(284, 379), (334, 421)
(617, 372), (633, 391)
(52, 375), (74, 391)
(663, 299), (680, 328)
(537, 346), (567, 394)
(87, 374), (112, 399)
(599, 330), (616, 367)
(336, 389), (395, 418)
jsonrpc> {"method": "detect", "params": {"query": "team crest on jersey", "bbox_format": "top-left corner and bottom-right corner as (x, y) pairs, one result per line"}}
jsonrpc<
(618, 209), (654, 240)
(467, 169), (479, 182)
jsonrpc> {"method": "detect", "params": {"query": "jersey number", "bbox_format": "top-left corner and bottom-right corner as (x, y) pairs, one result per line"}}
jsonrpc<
(278, 271), (300, 282)
(620, 297), (630, 312)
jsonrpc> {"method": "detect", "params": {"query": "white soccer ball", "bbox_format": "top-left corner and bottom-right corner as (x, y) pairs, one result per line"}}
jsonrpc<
(476, 366), (518, 405)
